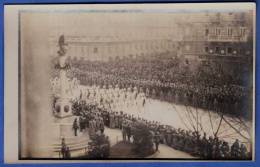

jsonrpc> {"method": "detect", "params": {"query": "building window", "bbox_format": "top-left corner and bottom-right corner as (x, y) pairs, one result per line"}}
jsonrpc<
(228, 28), (233, 36)
(64, 105), (69, 113)
(227, 47), (232, 54)
(216, 28), (221, 35)
(240, 28), (246, 36)
(215, 28), (220, 35)
(205, 28), (209, 36)
(55, 105), (61, 113)
(205, 47), (209, 53)
(215, 47), (220, 53)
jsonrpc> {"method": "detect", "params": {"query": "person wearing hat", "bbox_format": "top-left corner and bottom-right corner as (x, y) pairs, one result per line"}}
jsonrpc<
(61, 138), (66, 158)
(126, 121), (132, 142)
(231, 139), (240, 159)
(100, 117), (105, 134)
(72, 118), (79, 136)
(122, 120), (127, 142)
(154, 131), (161, 151)
(109, 112), (115, 128)
(240, 143), (248, 159)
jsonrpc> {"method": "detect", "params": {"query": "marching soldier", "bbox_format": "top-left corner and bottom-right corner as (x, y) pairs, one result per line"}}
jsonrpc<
(89, 119), (96, 138)
(118, 111), (123, 129)
(99, 117), (105, 134)
(126, 121), (132, 142)
(115, 112), (119, 128)
(122, 120), (127, 142)
(109, 112), (115, 128)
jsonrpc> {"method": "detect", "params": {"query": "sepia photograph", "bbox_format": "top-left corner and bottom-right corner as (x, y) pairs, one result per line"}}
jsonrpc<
(4, 3), (255, 162)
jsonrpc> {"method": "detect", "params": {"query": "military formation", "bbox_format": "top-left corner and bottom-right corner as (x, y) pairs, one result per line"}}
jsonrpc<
(53, 35), (251, 160)
(69, 85), (251, 160)
(71, 54), (250, 117)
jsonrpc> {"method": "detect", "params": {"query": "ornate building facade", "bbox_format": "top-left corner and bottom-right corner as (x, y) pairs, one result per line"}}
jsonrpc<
(49, 11), (253, 68)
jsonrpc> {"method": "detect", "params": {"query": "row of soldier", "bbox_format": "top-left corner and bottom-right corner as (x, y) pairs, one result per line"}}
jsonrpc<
(76, 70), (247, 117)
(71, 52), (249, 117)
(72, 99), (250, 160)
(72, 85), (146, 116)
(72, 105), (106, 139)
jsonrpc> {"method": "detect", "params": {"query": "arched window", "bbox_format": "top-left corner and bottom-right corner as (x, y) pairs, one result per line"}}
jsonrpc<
(64, 105), (69, 113)
(205, 28), (209, 36)
(55, 105), (61, 113)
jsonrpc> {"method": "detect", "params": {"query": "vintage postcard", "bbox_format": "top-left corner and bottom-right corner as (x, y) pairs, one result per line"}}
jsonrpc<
(4, 3), (255, 163)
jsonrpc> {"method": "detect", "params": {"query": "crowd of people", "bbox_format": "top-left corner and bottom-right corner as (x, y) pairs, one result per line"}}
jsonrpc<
(71, 101), (110, 158)
(53, 50), (252, 159)
(71, 95), (251, 160)
(70, 54), (251, 118)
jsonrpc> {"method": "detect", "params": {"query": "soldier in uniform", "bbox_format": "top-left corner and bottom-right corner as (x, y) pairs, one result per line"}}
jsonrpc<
(72, 118), (79, 136)
(145, 87), (150, 98)
(61, 138), (67, 158)
(89, 119), (95, 139)
(65, 147), (71, 159)
(171, 129), (178, 149)
(207, 136), (214, 159)
(109, 112), (115, 128)
(122, 119), (127, 142)
(175, 90), (179, 104)
(200, 133), (208, 158)
(126, 121), (132, 142)
(152, 88), (156, 98)
(220, 141), (230, 159)
(154, 131), (160, 151)
(115, 112), (119, 128)
(79, 116), (85, 132)
(231, 139), (240, 159)
(165, 126), (172, 146)
(118, 111), (123, 129)
(240, 143), (248, 159)
(213, 137), (221, 159)
(100, 117), (105, 134)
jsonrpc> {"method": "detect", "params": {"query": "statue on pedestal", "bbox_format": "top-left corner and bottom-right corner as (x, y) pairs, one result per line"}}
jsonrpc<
(53, 35), (72, 118)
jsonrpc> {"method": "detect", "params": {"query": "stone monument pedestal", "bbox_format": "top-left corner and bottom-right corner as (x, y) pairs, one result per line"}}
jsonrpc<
(54, 97), (72, 118)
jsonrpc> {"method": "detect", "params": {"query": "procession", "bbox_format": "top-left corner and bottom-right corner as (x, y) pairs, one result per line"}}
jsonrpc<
(51, 78), (251, 159)
(14, 8), (254, 161)
(48, 15), (254, 158)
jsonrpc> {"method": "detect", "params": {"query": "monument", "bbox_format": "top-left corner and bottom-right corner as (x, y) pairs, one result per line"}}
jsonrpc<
(53, 35), (73, 118)
(51, 35), (89, 158)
